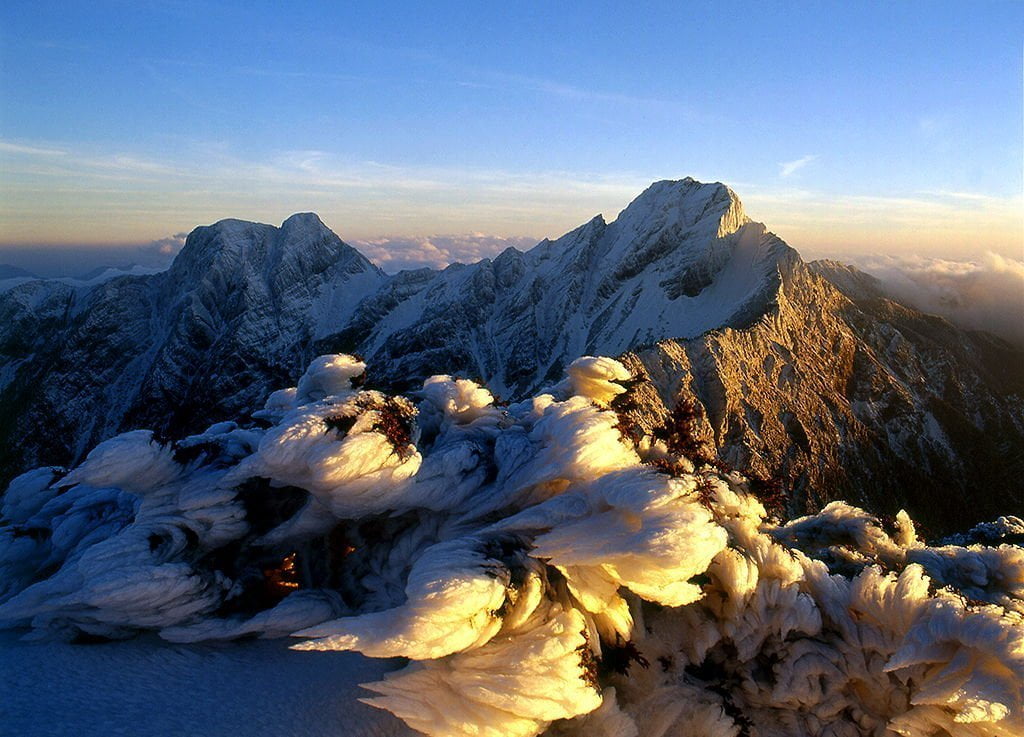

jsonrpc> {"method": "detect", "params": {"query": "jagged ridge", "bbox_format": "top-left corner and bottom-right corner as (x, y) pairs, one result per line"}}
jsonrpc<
(0, 178), (1021, 532)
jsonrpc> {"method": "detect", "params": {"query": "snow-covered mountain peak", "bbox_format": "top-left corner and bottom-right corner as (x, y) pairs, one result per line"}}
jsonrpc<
(168, 218), (273, 281)
(610, 178), (748, 242)
(532, 178), (746, 269)
(280, 211), (329, 231)
(168, 213), (381, 288)
(327, 178), (796, 400)
(274, 212), (381, 279)
(567, 178), (755, 297)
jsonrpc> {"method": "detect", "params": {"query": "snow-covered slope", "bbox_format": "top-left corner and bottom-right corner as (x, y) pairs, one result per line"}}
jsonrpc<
(1, 180), (1021, 534)
(614, 260), (1024, 533)
(0, 632), (412, 737)
(327, 179), (793, 397)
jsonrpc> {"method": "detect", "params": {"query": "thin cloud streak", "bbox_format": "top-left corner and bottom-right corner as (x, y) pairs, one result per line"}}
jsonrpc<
(779, 155), (817, 177)
(141, 39), (685, 114)
(475, 69), (676, 109)
(0, 137), (648, 241)
(317, 34), (710, 118)
(1, 137), (1020, 261)
(0, 141), (68, 157)
(917, 190), (1002, 202)
(744, 186), (1023, 262)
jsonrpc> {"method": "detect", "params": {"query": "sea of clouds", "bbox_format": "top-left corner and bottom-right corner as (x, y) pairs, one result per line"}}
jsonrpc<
(349, 234), (540, 273)
(849, 252), (1024, 348)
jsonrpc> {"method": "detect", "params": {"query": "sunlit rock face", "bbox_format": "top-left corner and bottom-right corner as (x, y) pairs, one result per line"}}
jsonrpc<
(328, 178), (788, 400)
(1, 179), (1021, 534)
(1, 354), (1022, 737)
(614, 260), (1024, 533)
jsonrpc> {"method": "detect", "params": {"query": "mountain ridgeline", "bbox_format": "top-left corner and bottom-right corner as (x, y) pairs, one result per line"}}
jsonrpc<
(1, 178), (1021, 532)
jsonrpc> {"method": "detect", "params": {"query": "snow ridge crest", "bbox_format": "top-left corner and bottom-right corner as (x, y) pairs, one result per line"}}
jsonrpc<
(611, 177), (749, 241)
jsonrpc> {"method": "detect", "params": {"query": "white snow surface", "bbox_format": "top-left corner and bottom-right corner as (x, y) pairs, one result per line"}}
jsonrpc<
(1, 353), (1023, 737)
(0, 630), (412, 737)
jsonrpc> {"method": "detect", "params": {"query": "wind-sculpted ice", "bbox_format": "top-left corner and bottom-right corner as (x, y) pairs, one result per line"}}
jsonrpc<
(1, 354), (1022, 736)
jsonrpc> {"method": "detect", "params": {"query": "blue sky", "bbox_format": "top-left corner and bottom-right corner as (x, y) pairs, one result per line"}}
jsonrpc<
(0, 1), (1021, 264)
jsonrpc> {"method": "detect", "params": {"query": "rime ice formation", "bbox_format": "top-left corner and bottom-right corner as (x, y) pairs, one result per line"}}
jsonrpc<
(2, 354), (1022, 737)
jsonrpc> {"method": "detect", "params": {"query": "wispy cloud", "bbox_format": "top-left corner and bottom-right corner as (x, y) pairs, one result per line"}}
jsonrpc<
(779, 154), (817, 177)
(472, 69), (676, 109)
(741, 184), (1023, 265)
(0, 141), (67, 157)
(307, 35), (703, 116)
(0, 136), (650, 242)
(917, 189), (1000, 202)
(3, 136), (1020, 265)
(745, 186), (1023, 223)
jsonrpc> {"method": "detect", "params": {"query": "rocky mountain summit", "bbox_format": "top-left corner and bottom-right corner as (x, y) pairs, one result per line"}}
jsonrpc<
(0, 214), (385, 474)
(324, 178), (795, 397)
(1, 179), (1021, 531)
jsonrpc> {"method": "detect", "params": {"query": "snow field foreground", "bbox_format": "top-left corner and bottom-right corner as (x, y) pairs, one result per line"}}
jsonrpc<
(1, 354), (1022, 736)
(0, 631), (412, 737)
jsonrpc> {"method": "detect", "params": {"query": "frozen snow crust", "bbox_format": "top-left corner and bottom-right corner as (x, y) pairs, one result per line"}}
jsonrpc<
(2, 354), (1022, 737)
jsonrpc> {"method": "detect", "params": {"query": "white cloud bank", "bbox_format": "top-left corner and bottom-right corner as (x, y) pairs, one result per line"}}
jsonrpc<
(350, 234), (540, 273)
(851, 252), (1024, 347)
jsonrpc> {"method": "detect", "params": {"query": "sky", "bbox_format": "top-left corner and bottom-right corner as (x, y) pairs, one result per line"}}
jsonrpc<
(0, 1), (1022, 273)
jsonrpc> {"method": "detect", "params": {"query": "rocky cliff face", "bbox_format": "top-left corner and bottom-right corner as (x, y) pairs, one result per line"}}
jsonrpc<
(613, 260), (1024, 533)
(1, 180), (1021, 531)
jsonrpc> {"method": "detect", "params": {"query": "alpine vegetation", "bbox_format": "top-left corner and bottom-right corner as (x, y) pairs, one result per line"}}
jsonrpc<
(1, 354), (1022, 737)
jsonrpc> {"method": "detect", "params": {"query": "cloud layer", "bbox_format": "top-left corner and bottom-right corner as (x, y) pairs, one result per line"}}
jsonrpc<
(349, 234), (540, 273)
(850, 252), (1024, 348)
(0, 233), (187, 277)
